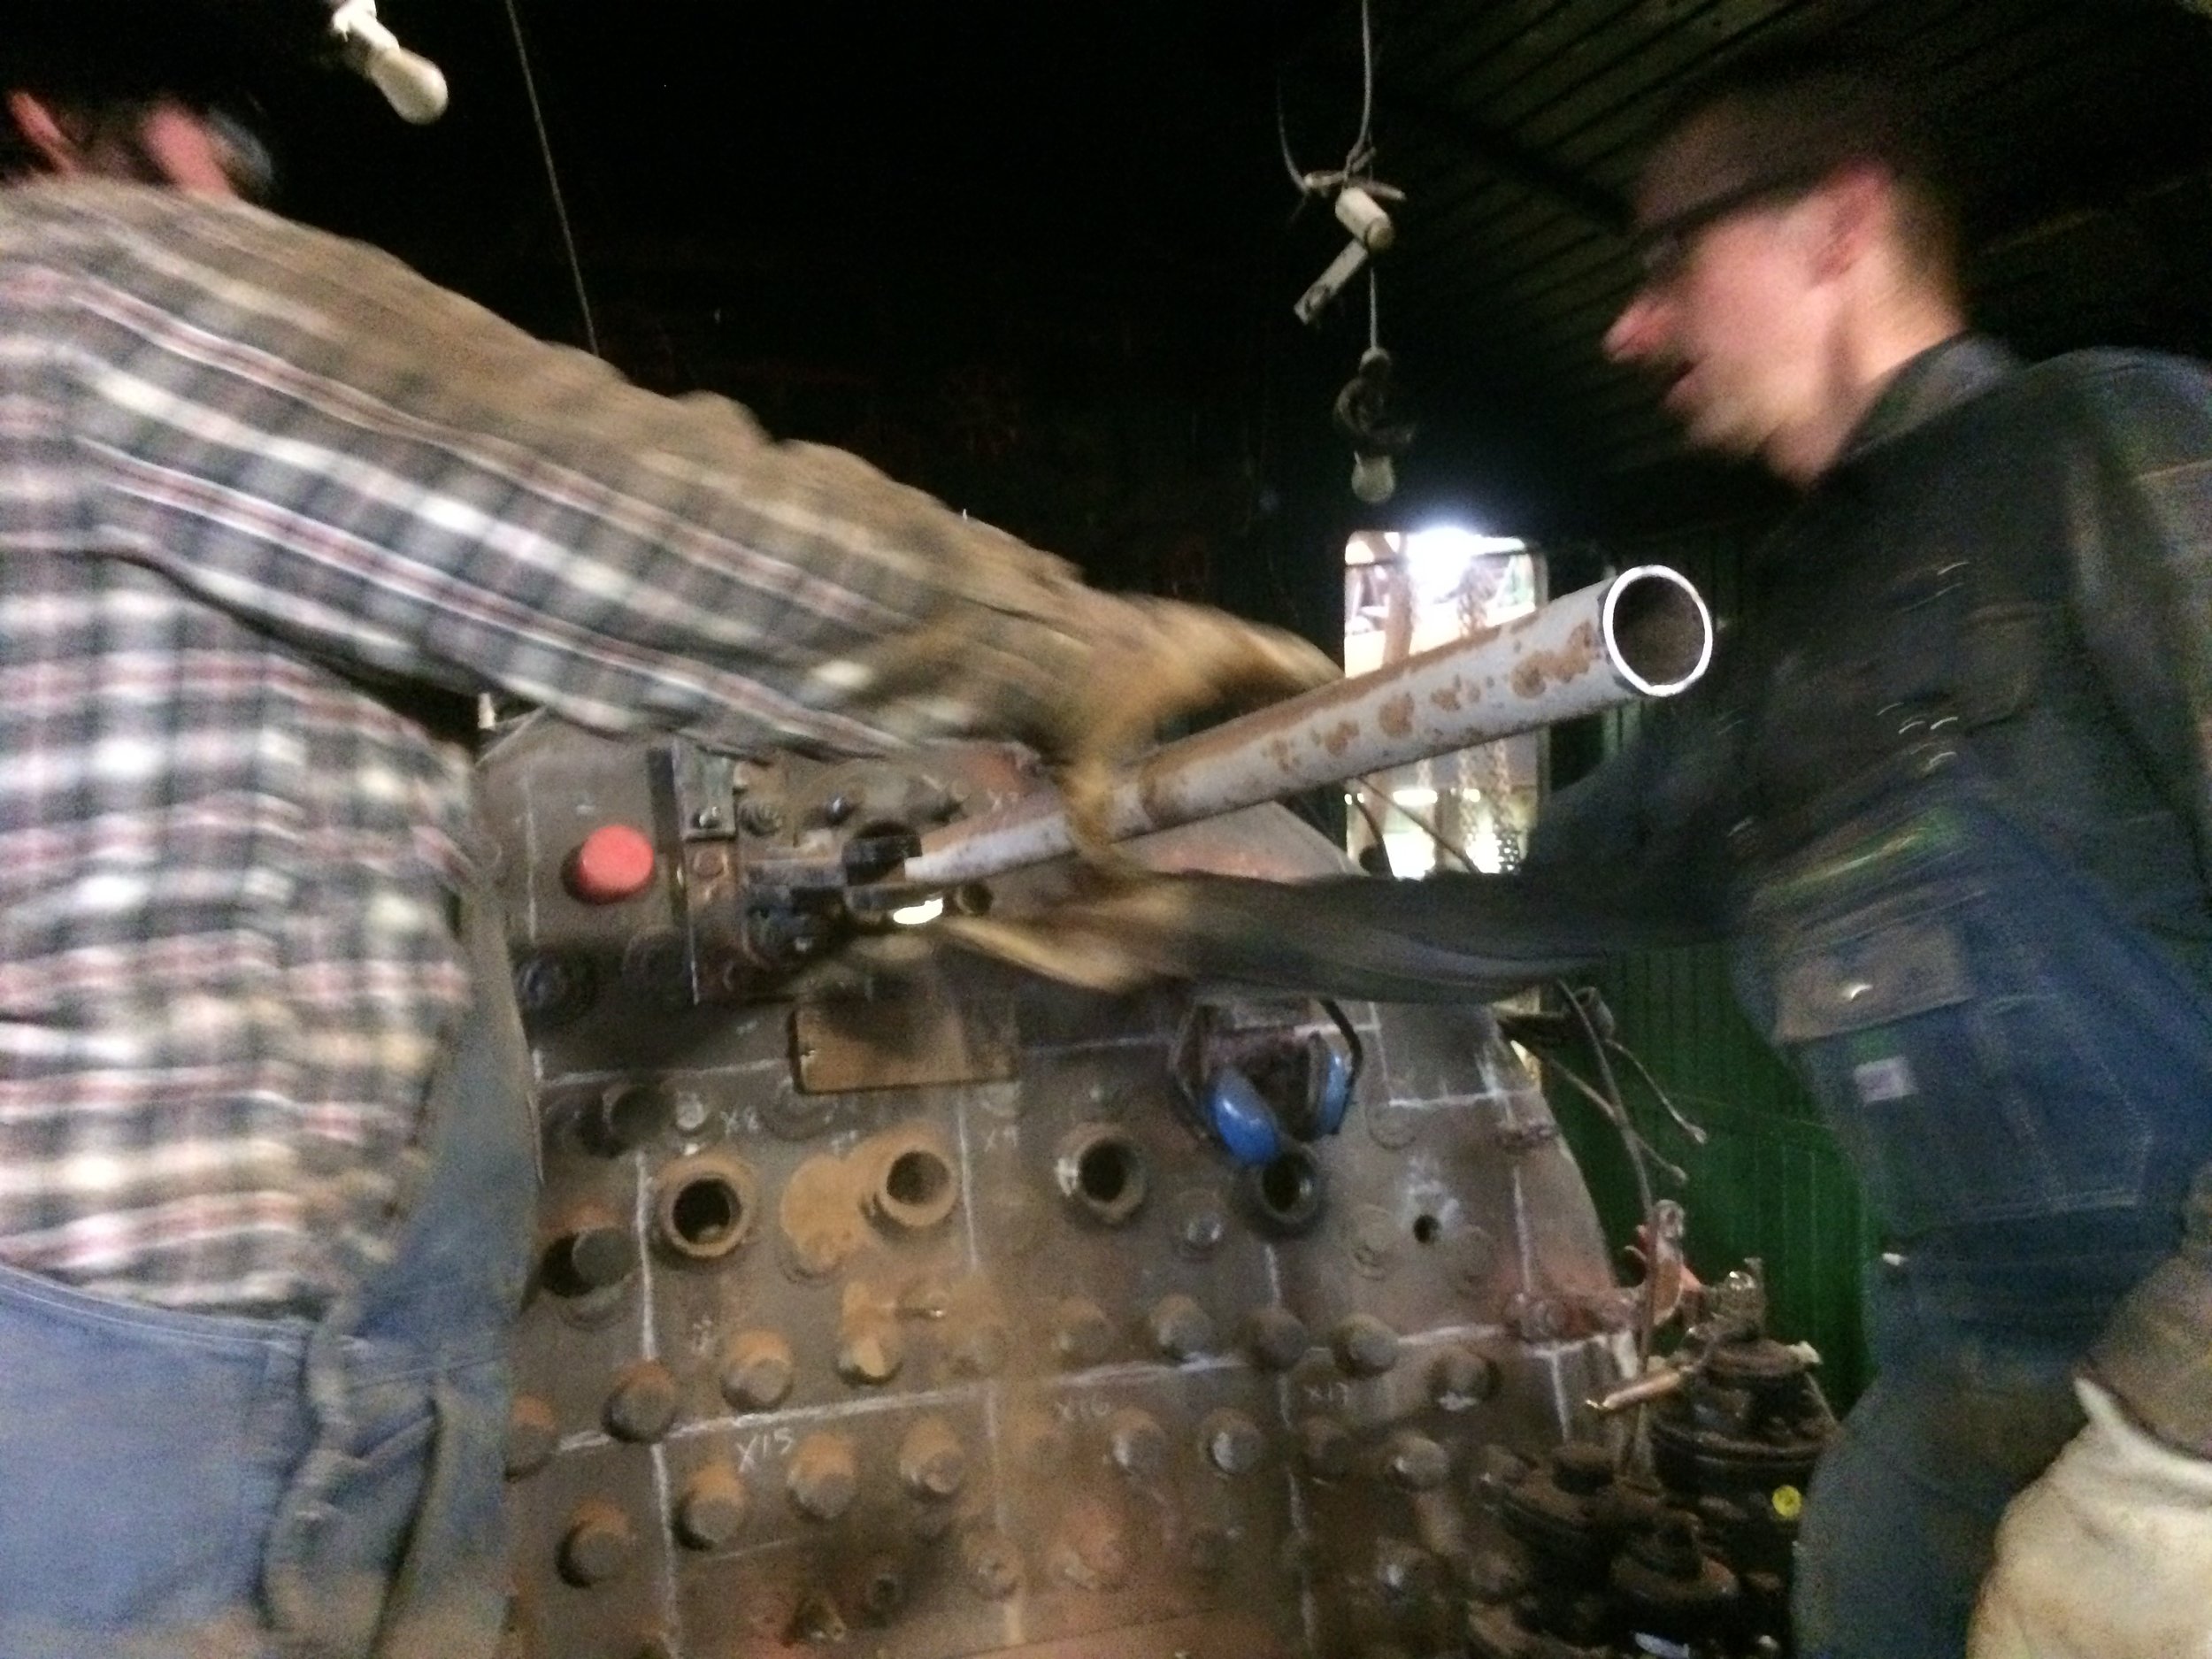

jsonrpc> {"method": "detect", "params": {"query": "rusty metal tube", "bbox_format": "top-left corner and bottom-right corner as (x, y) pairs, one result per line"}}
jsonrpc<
(901, 565), (1712, 887)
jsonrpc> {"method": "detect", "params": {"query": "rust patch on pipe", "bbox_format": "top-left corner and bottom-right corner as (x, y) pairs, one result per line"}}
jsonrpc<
(1429, 683), (1463, 712)
(1509, 621), (1601, 699)
(1378, 694), (1415, 738)
(1317, 719), (1360, 757)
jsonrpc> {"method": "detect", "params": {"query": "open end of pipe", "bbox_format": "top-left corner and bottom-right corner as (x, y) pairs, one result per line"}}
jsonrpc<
(1603, 566), (1714, 696)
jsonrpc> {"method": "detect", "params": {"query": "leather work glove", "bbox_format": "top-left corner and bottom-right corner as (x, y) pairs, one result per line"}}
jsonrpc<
(1040, 596), (1338, 863)
(1969, 1164), (2212, 1659)
(1969, 1377), (2212, 1659)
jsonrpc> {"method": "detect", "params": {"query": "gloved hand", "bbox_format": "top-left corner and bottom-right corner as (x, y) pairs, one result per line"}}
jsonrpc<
(1041, 595), (1338, 862)
(1970, 1164), (2212, 1659)
(1969, 1377), (2212, 1659)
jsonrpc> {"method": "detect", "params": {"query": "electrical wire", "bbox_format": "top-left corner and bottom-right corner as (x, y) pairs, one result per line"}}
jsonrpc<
(1605, 1037), (1711, 1147)
(1543, 1052), (1688, 1191)
(1556, 979), (1672, 1458)
(1354, 775), (1478, 872)
(1348, 0), (1375, 174)
(1275, 81), (1310, 193)
(1348, 787), (1393, 863)
(499, 0), (601, 357)
(1276, 0), (1379, 194)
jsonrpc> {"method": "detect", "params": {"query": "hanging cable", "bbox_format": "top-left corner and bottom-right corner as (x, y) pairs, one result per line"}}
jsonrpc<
(1277, 0), (1379, 189)
(1348, 0), (1375, 174)
(1556, 979), (1673, 1452)
(499, 0), (601, 357)
(1275, 82), (1310, 193)
(1354, 774), (1477, 872)
(1604, 1038), (1712, 1148)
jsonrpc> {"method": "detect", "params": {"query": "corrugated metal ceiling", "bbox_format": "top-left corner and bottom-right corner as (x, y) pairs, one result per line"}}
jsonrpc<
(1285, 0), (2212, 528)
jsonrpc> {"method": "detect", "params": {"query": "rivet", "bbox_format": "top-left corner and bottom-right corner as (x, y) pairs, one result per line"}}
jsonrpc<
(897, 1417), (969, 1502)
(837, 1318), (906, 1387)
(962, 1529), (1023, 1600)
(1372, 1537), (1437, 1601)
(1244, 1306), (1311, 1371)
(719, 1331), (795, 1411)
(1107, 1408), (1168, 1480)
(787, 1432), (860, 1522)
(540, 1206), (638, 1297)
(1380, 1430), (1451, 1492)
(1148, 1294), (1215, 1363)
(505, 1394), (558, 1479)
(1053, 1297), (1115, 1369)
(1332, 1314), (1402, 1377)
(1430, 1346), (1500, 1411)
(1201, 1409), (1265, 1476)
(603, 1360), (679, 1444)
(559, 1501), (636, 1586)
(674, 1463), (749, 1551)
(1171, 1188), (1229, 1258)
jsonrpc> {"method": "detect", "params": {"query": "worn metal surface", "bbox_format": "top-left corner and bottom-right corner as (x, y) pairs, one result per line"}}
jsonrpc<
(488, 723), (1636, 1659)
(899, 566), (1710, 889)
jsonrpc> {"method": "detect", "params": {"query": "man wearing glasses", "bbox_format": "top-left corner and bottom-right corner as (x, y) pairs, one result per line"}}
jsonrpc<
(1594, 43), (2212, 1659)
(954, 42), (2212, 1655)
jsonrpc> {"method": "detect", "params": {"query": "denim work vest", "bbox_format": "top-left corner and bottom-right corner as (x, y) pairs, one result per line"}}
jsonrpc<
(0, 901), (537, 1659)
(1711, 342), (2212, 1317)
(1733, 772), (2212, 1301)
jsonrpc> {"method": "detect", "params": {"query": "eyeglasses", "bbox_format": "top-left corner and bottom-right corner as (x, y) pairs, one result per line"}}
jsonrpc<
(1629, 168), (1827, 285)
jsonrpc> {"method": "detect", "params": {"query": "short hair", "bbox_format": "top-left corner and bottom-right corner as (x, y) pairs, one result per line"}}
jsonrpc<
(1655, 41), (1962, 282)
(0, 1), (315, 179)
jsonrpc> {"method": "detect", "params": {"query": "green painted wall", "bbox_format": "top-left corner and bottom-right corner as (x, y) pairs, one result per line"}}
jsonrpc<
(1544, 524), (1879, 1410)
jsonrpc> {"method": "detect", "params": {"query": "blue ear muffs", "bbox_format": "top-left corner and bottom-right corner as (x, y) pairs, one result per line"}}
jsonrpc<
(1179, 1002), (1362, 1168)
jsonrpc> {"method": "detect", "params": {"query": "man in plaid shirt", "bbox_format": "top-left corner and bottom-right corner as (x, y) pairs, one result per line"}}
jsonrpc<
(0, 5), (1333, 1654)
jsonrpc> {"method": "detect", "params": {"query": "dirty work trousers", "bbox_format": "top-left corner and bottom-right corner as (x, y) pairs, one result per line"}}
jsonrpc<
(0, 907), (536, 1659)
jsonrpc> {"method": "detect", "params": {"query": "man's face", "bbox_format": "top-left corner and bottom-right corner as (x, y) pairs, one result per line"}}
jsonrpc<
(1603, 113), (1836, 470)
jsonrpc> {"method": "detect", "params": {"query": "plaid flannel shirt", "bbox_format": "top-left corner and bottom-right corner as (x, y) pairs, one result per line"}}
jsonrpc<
(0, 181), (1124, 1314)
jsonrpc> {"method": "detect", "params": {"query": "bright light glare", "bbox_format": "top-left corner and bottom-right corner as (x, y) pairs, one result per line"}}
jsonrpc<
(891, 896), (946, 926)
(1392, 787), (1439, 808)
(1404, 525), (1525, 581)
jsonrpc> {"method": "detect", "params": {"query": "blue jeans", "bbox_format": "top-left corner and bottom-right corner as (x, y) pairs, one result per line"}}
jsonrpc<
(1736, 773), (2212, 1659)
(0, 904), (536, 1659)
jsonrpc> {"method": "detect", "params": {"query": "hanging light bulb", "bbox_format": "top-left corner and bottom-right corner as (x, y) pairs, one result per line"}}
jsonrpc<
(1349, 450), (1397, 504)
(1335, 348), (1416, 507)
(328, 0), (449, 123)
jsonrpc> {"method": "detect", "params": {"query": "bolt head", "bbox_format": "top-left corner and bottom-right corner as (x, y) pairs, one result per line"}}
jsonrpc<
(603, 1362), (679, 1443)
(719, 1333), (795, 1410)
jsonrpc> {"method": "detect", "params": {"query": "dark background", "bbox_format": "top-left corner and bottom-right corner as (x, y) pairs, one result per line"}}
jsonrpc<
(269, 0), (2212, 640)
